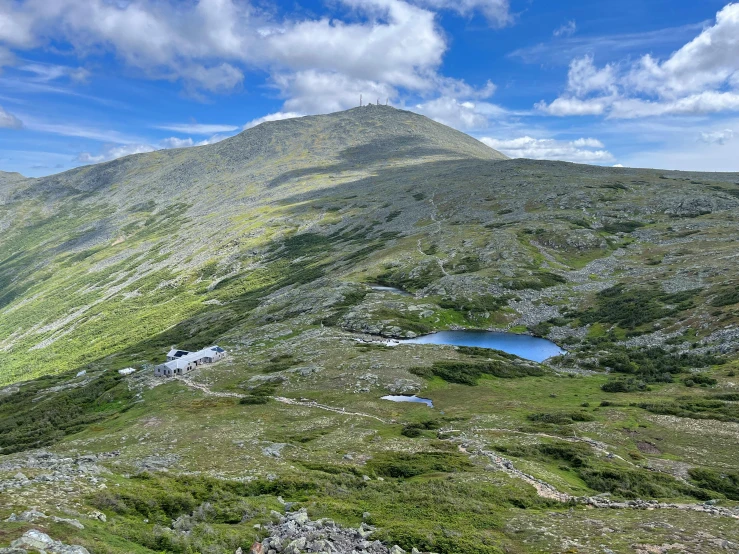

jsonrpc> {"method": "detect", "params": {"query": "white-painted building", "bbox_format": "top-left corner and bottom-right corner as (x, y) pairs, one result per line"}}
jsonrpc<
(118, 367), (136, 376)
(154, 346), (227, 377)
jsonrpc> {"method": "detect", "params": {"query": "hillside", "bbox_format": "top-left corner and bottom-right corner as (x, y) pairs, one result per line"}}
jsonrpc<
(1, 107), (738, 553)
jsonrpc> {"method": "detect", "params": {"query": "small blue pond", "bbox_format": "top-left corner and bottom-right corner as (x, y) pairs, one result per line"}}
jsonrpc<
(381, 395), (434, 407)
(402, 330), (564, 363)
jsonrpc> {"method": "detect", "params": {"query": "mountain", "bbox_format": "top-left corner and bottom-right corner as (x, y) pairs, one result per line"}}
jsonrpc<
(1, 107), (739, 553)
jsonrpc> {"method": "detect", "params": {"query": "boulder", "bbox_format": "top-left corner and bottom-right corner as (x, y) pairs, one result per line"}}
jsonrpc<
(10, 529), (90, 554)
(664, 196), (713, 217)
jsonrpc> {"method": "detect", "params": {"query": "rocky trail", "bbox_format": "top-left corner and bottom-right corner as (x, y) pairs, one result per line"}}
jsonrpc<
(172, 375), (738, 519)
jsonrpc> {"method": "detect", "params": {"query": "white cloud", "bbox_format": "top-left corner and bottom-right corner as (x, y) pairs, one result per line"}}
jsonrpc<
(264, 0), (445, 93)
(22, 119), (143, 143)
(538, 4), (739, 119)
(19, 63), (90, 83)
(414, 97), (506, 129)
(75, 133), (232, 164)
(536, 96), (608, 116)
(0, 0), (499, 118)
(411, 0), (511, 26)
(0, 45), (16, 69)
(156, 123), (239, 134)
(608, 91), (739, 118)
(553, 20), (576, 37)
(243, 111), (302, 129)
(0, 0), (453, 98)
(0, 105), (22, 128)
(480, 135), (615, 163)
(571, 137), (604, 148)
(273, 70), (397, 114)
(158, 137), (195, 149)
(613, 164), (624, 167)
(699, 129), (734, 145)
(565, 55), (617, 97)
(76, 144), (155, 164)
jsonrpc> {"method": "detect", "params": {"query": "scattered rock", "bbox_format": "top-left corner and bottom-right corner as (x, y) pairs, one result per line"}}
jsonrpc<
(257, 508), (434, 554)
(261, 443), (287, 458)
(10, 530), (89, 554)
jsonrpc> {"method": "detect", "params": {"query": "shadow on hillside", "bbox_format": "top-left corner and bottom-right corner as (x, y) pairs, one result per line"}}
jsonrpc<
(267, 135), (473, 188)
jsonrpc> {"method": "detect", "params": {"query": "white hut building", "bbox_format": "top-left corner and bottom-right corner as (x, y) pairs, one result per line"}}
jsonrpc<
(154, 346), (227, 377)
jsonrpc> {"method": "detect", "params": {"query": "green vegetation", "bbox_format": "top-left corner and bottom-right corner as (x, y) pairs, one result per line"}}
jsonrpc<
(572, 285), (699, 330)
(437, 294), (509, 315)
(688, 468), (739, 500)
(637, 398), (739, 423)
(366, 451), (473, 478)
(710, 286), (739, 307)
(503, 271), (566, 291)
(578, 468), (709, 500)
(683, 373), (717, 387)
(526, 411), (595, 425)
(410, 360), (544, 386)
(602, 221), (645, 234)
(579, 344), (722, 383)
(0, 370), (133, 454)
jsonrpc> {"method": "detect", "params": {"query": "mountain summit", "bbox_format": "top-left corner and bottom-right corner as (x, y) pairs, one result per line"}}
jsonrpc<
(7, 106), (505, 203)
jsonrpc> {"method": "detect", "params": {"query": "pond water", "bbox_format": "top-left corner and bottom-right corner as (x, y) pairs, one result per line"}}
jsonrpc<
(368, 284), (413, 296)
(381, 395), (434, 407)
(402, 330), (564, 363)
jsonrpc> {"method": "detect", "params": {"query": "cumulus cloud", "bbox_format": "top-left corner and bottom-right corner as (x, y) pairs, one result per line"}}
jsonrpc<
(0, 0), (457, 99)
(0, 0), (504, 121)
(158, 137), (195, 149)
(273, 70), (398, 114)
(414, 97), (506, 129)
(480, 136), (614, 163)
(156, 123), (239, 134)
(553, 20), (576, 37)
(76, 144), (156, 164)
(699, 129), (734, 145)
(0, 105), (23, 128)
(244, 111), (302, 129)
(537, 4), (739, 119)
(76, 132), (232, 164)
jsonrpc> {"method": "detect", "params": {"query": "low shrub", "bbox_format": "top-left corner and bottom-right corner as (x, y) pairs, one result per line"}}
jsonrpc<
(579, 467), (709, 500)
(637, 398), (739, 423)
(410, 360), (543, 386)
(601, 378), (648, 393)
(367, 452), (473, 479)
(683, 374), (717, 387)
(239, 396), (270, 405)
(688, 468), (739, 500)
(527, 411), (595, 425)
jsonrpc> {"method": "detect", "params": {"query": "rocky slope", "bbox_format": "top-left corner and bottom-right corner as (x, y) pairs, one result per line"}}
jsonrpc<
(1, 108), (738, 554)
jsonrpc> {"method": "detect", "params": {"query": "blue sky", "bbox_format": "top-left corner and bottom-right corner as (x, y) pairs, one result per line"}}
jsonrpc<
(1, 0), (738, 177)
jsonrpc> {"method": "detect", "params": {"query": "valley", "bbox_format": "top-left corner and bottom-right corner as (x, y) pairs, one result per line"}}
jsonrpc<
(1, 106), (738, 553)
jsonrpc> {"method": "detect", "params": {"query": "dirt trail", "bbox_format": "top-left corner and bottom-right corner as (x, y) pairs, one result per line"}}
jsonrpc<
(175, 376), (388, 423)
(427, 194), (449, 276)
(453, 435), (738, 519)
(173, 376), (737, 519)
